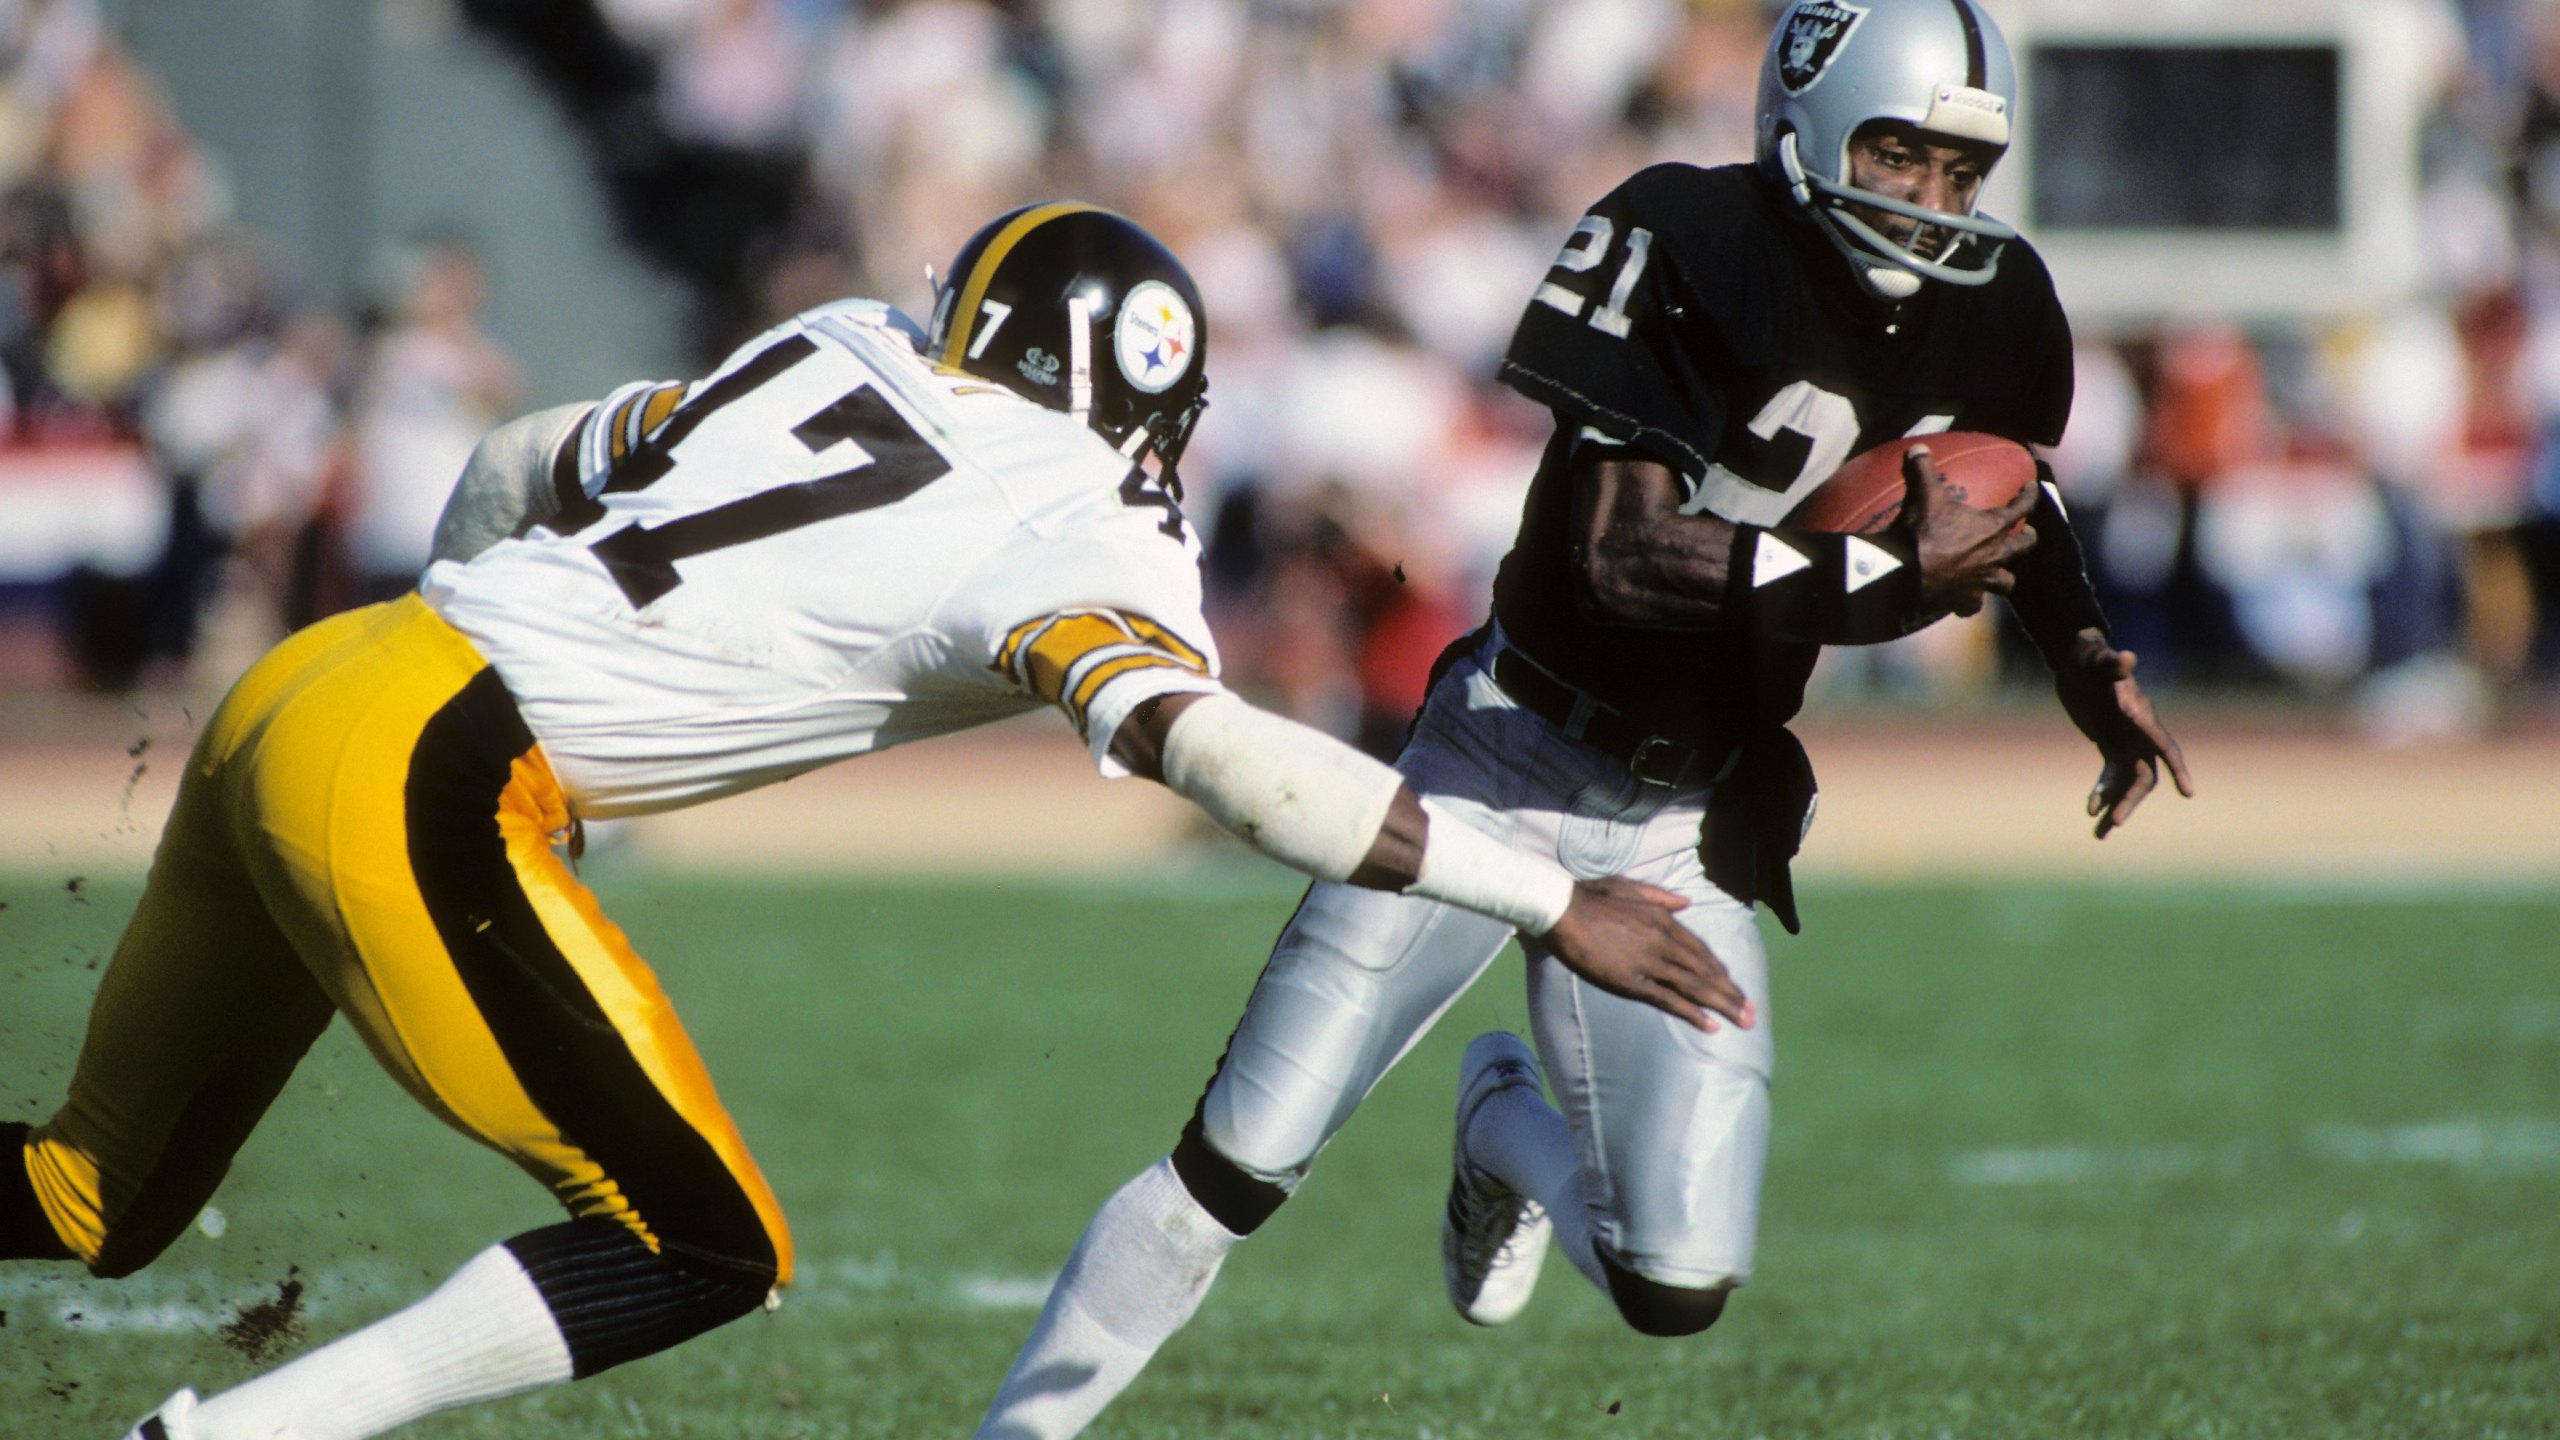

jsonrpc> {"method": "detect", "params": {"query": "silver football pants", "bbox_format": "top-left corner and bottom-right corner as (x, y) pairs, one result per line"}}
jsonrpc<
(1196, 629), (1775, 1286)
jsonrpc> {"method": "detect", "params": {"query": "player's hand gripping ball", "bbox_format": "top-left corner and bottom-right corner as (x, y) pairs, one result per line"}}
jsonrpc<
(1783, 431), (2036, 534)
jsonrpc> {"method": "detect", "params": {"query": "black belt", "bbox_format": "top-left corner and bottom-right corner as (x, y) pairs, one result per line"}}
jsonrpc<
(1488, 645), (1725, 788)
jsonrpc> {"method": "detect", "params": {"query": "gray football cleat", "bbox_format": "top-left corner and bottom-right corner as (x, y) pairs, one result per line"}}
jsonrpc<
(1441, 1031), (1555, 1326)
(122, 1388), (202, 1440)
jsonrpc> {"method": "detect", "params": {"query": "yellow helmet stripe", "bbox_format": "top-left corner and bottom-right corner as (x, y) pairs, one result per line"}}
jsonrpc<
(937, 201), (1106, 370)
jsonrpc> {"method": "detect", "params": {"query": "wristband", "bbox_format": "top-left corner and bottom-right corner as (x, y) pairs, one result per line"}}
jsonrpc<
(2009, 470), (2110, 664)
(1407, 800), (1576, 936)
(1729, 523), (1926, 645)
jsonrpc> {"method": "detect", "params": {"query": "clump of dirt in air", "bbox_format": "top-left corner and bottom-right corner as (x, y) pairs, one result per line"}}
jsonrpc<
(221, 1268), (307, 1362)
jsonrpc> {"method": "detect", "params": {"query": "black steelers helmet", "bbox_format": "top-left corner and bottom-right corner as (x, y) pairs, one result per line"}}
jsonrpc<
(927, 202), (1209, 477)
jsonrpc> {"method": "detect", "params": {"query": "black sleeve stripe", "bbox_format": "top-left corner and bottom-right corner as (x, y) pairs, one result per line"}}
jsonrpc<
(551, 405), (596, 515)
(1950, 0), (1986, 88)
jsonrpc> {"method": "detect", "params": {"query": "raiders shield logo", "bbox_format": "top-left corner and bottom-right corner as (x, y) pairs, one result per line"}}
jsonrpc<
(1778, 0), (1869, 94)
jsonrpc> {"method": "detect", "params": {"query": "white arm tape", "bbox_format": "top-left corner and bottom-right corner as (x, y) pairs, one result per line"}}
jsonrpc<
(1159, 694), (1399, 883)
(428, 402), (592, 564)
(1157, 695), (1578, 934)
(1410, 799), (1575, 937)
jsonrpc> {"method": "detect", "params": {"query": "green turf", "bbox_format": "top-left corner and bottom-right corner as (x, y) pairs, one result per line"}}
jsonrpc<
(5, 867), (2557, 1437)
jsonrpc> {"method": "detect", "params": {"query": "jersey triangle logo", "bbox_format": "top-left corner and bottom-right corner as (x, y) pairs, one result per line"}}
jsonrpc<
(1843, 535), (1901, 592)
(1753, 532), (1813, 588)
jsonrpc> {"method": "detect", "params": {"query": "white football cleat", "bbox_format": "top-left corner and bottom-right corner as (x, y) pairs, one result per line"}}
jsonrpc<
(1441, 1031), (1554, 1327)
(122, 1388), (202, 1440)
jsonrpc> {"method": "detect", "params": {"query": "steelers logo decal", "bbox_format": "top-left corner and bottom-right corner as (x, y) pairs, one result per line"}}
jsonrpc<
(1114, 280), (1197, 395)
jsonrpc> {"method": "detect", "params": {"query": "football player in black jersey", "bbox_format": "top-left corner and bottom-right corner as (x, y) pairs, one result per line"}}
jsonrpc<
(973, 3), (2192, 1436)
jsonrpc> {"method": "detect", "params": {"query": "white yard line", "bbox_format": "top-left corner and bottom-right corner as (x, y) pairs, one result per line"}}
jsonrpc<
(1951, 1117), (2560, 1186)
(2305, 1117), (2560, 1170)
(0, 1251), (1055, 1337)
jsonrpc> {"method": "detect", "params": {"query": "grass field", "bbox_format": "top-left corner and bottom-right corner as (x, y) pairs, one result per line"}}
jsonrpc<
(4, 866), (2557, 1438)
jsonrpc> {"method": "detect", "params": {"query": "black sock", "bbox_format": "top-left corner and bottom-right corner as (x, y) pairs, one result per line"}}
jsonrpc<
(504, 1219), (768, 1378)
(0, 1122), (76, 1262)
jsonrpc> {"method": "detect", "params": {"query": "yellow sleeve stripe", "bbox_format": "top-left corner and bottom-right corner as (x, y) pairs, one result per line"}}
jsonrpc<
(1012, 613), (1138, 705)
(1122, 613), (1207, 672)
(994, 615), (1046, 678)
(995, 608), (1212, 737)
(604, 394), (641, 462)
(637, 384), (686, 439)
(1000, 610), (1212, 697)
(1068, 651), (1191, 719)
(606, 383), (689, 462)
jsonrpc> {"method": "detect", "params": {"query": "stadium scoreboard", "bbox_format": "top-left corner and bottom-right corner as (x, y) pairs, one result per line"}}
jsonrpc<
(1987, 0), (2439, 323)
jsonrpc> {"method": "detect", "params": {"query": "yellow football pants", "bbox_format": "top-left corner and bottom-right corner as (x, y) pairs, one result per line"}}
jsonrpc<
(22, 596), (791, 1289)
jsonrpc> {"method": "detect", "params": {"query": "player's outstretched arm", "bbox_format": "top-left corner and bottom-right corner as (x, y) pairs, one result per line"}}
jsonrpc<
(1998, 470), (2194, 837)
(1111, 692), (1753, 1031)
(2049, 628), (2196, 838)
(1543, 876), (1757, 1032)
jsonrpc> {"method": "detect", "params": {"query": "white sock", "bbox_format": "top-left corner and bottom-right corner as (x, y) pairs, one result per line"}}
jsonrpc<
(194, 1243), (574, 1440)
(975, 1157), (1241, 1440)
(1467, 1079), (1610, 1294)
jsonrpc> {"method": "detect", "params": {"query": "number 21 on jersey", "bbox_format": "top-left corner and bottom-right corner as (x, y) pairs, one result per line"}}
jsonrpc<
(1535, 217), (1651, 339)
(1532, 208), (1958, 527)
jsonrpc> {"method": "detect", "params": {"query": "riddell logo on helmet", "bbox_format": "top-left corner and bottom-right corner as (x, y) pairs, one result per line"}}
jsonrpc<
(1778, 1), (1868, 94)
(1924, 83), (2010, 146)
(1018, 348), (1063, 388)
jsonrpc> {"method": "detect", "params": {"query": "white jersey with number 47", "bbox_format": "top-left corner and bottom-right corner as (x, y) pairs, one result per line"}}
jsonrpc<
(420, 298), (1224, 819)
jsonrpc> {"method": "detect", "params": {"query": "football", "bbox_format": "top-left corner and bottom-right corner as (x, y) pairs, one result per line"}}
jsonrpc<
(1783, 431), (2037, 535)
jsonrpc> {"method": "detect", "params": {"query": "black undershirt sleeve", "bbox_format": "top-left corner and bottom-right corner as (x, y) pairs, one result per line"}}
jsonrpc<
(2007, 463), (2108, 665)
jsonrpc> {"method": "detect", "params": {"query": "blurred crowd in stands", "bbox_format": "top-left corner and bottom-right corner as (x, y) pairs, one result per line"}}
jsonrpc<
(4, 0), (2559, 749)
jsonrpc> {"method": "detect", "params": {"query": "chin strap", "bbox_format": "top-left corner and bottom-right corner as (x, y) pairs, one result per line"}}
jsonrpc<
(1066, 293), (1096, 423)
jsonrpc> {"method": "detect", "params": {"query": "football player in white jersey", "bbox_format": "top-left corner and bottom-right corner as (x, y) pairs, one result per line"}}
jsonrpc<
(0, 203), (1750, 1440)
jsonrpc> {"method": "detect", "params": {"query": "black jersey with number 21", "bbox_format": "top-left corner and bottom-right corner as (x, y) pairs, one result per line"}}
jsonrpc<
(1489, 162), (2073, 745)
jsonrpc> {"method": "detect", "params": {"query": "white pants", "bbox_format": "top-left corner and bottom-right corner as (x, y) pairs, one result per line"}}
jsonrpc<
(1195, 632), (1776, 1287)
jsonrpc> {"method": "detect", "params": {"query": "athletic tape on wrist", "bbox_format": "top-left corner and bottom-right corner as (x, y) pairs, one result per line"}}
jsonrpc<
(1408, 800), (1575, 936)
(1730, 523), (1924, 645)
(1159, 693), (1401, 883)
